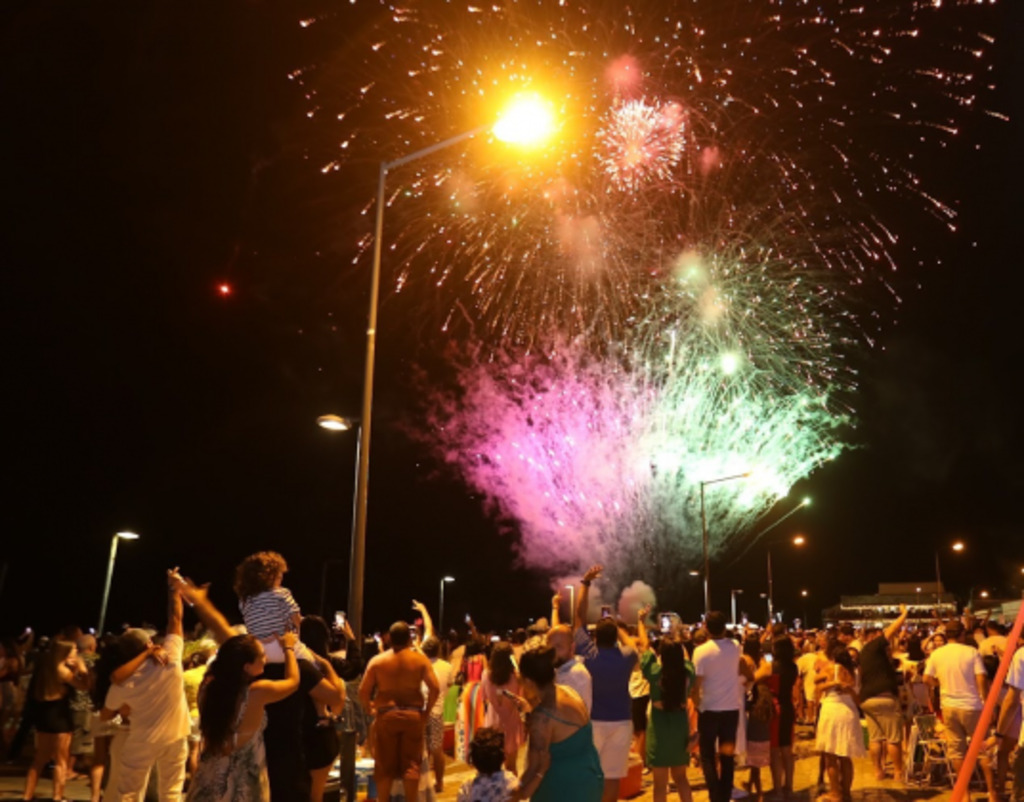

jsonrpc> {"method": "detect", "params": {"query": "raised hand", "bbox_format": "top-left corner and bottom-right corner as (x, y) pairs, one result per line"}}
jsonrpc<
(277, 631), (299, 651)
(582, 564), (603, 584)
(148, 644), (169, 666)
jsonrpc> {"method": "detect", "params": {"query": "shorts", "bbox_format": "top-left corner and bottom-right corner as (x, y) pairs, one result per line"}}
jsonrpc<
(632, 696), (650, 734)
(374, 709), (424, 781)
(426, 712), (444, 754)
(941, 707), (981, 762)
(861, 695), (903, 745)
(592, 719), (633, 779)
(34, 697), (74, 734)
(304, 717), (340, 770)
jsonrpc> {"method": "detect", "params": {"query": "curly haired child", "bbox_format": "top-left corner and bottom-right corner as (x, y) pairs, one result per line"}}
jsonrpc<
(234, 551), (312, 662)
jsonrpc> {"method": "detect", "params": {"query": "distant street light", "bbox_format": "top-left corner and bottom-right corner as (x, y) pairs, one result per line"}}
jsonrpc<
(730, 588), (744, 626)
(700, 472), (751, 612)
(934, 539), (966, 608)
(98, 531), (140, 634)
(438, 576), (455, 636)
(347, 94), (559, 647)
(565, 584), (576, 623)
(767, 534), (807, 625)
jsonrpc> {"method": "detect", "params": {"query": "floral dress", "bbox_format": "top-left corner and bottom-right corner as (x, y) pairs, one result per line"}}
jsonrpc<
(187, 690), (269, 802)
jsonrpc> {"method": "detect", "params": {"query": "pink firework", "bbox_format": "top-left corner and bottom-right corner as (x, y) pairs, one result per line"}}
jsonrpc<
(417, 341), (656, 578)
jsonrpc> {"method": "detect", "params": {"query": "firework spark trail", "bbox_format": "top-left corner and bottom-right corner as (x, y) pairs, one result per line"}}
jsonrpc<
(417, 337), (847, 593)
(298, 0), (998, 346)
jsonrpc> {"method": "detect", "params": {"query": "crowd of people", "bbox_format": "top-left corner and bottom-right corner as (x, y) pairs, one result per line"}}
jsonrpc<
(0, 555), (1021, 802)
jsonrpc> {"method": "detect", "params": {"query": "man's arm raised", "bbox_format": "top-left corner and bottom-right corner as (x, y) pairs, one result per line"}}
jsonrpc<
(575, 565), (602, 632)
(170, 570), (235, 645)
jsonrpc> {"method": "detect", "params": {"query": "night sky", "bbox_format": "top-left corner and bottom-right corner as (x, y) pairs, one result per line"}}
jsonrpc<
(4, 0), (1023, 637)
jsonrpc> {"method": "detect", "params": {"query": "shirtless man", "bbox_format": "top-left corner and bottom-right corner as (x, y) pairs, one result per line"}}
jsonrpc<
(359, 621), (440, 801)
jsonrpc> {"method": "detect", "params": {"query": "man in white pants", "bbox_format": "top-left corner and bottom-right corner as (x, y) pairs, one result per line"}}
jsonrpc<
(574, 565), (638, 802)
(105, 574), (191, 802)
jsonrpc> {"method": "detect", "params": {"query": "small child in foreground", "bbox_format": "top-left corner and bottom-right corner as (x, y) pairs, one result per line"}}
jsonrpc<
(235, 550), (313, 662)
(457, 728), (519, 802)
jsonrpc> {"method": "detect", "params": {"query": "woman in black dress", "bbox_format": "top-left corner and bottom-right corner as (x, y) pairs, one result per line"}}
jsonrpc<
(298, 616), (347, 802)
(22, 640), (89, 801)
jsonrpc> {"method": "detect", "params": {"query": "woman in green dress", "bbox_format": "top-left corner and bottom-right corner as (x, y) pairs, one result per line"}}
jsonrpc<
(637, 608), (695, 802)
(509, 646), (603, 802)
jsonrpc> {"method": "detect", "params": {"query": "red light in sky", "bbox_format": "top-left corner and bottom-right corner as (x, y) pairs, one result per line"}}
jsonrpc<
(217, 283), (232, 296)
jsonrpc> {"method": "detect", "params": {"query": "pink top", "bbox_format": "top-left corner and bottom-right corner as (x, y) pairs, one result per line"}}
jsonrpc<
(481, 670), (524, 756)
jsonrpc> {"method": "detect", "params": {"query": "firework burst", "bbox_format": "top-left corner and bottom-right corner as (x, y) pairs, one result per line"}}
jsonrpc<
(298, 0), (998, 346)
(415, 335), (847, 597)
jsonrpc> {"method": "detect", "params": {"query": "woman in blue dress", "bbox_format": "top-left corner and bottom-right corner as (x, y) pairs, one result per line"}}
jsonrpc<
(510, 646), (603, 802)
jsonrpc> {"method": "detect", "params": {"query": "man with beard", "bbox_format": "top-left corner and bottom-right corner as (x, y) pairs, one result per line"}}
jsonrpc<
(547, 624), (592, 712)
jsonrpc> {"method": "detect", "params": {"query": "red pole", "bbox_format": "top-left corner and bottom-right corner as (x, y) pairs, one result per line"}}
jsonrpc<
(949, 592), (1024, 802)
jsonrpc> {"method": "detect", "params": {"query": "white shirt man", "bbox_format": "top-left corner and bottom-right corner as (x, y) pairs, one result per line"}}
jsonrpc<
(691, 613), (752, 802)
(105, 585), (190, 802)
(924, 623), (994, 796)
(547, 624), (593, 713)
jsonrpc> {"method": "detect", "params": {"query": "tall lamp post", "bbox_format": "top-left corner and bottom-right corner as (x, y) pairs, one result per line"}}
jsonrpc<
(98, 531), (139, 635)
(700, 472), (750, 613)
(730, 588), (744, 627)
(566, 584), (575, 622)
(934, 539), (965, 609)
(767, 534), (806, 625)
(438, 576), (455, 635)
(347, 95), (556, 647)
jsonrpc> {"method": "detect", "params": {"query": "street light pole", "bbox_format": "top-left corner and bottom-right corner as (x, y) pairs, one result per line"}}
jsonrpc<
(767, 547), (774, 625)
(566, 584), (575, 623)
(730, 589), (744, 626)
(349, 100), (554, 647)
(439, 576), (454, 636)
(700, 472), (750, 613)
(98, 531), (139, 635)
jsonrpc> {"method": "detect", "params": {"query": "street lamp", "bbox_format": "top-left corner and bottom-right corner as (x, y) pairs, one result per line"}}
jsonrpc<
(98, 531), (139, 635)
(317, 415), (360, 618)
(347, 96), (558, 645)
(438, 576), (455, 636)
(934, 539), (966, 609)
(730, 589), (744, 626)
(700, 472), (751, 613)
(767, 533), (807, 625)
(317, 414), (354, 432)
(565, 584), (575, 623)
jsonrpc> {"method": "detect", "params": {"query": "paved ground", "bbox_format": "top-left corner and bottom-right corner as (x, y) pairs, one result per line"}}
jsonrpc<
(0, 727), (986, 801)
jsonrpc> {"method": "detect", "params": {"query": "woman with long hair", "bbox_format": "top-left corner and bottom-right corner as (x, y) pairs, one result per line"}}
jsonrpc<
(480, 641), (524, 775)
(455, 635), (488, 763)
(742, 635), (772, 799)
(22, 639), (89, 801)
(509, 646), (602, 801)
(637, 609), (695, 802)
(814, 642), (864, 802)
(297, 616), (346, 802)
(767, 636), (798, 799)
(186, 631), (300, 802)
